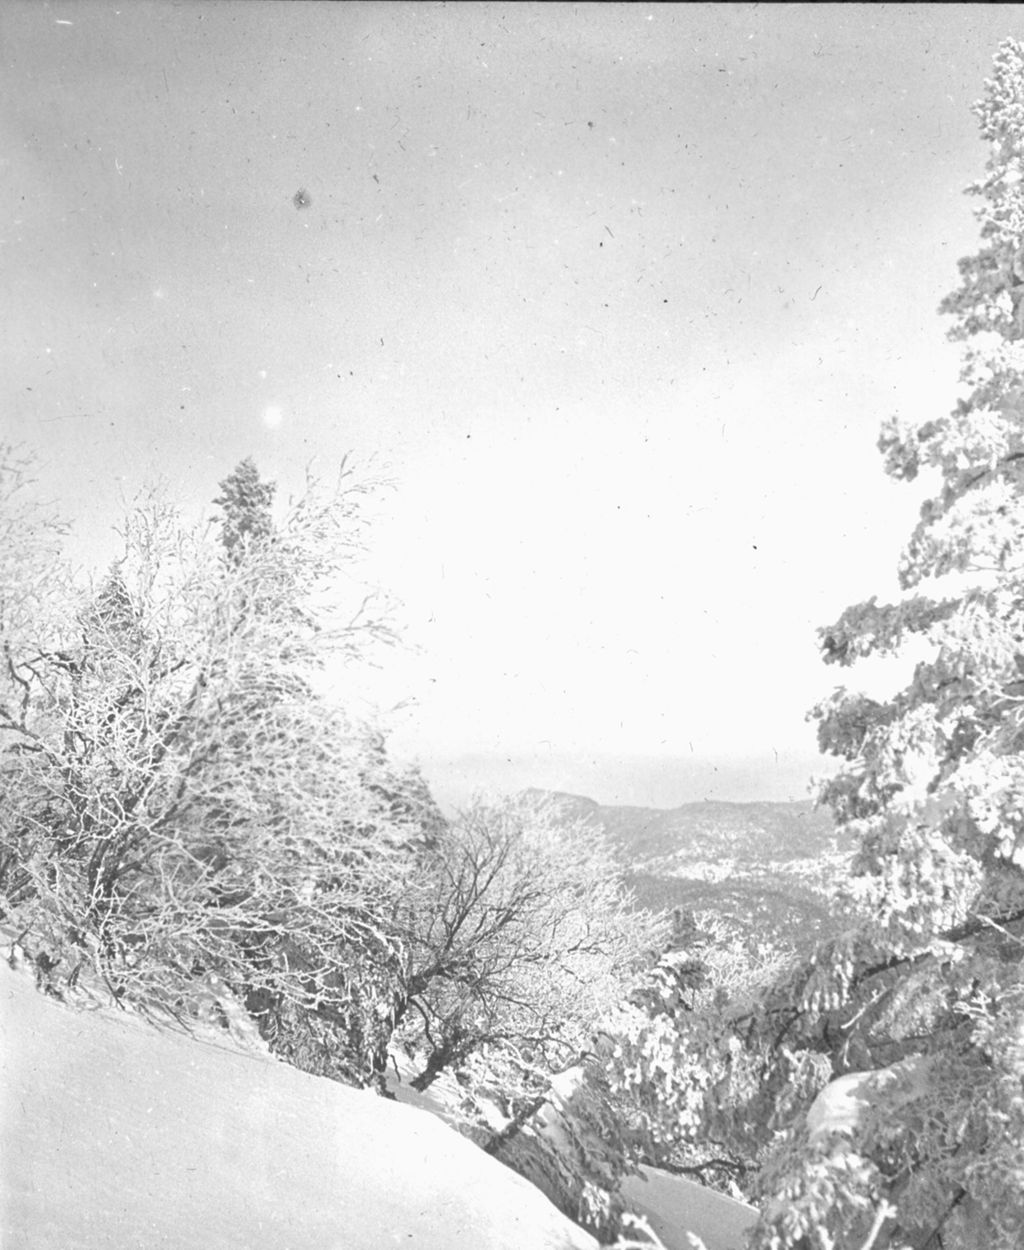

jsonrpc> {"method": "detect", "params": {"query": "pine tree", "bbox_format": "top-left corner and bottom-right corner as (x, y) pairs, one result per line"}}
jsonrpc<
(604, 43), (1024, 1250)
(214, 457), (276, 564)
(754, 41), (1024, 1249)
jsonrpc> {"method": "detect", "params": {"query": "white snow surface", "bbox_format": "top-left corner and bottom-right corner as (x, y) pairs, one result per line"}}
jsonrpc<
(619, 1169), (758, 1250)
(1, 959), (760, 1250)
(0, 961), (595, 1250)
(805, 1071), (875, 1142)
(386, 1059), (758, 1250)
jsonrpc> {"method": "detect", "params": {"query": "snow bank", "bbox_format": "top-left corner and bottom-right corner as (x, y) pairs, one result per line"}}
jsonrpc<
(805, 1070), (875, 1142)
(0, 962), (594, 1250)
(620, 1168), (758, 1250)
(387, 1061), (758, 1250)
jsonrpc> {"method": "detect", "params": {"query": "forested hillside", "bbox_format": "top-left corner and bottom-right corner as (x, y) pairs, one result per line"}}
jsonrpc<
(534, 795), (838, 863)
(534, 792), (855, 955)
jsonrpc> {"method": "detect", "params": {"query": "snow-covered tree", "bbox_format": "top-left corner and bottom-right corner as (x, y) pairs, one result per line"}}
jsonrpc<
(378, 794), (662, 1241)
(782, 43), (1024, 1249)
(761, 42), (1024, 1249)
(214, 456), (276, 564)
(0, 454), (430, 1085)
(392, 795), (661, 1095)
(605, 42), (1024, 1250)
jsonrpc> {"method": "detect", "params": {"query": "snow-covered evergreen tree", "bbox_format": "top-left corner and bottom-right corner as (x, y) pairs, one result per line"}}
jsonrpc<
(214, 456), (276, 564)
(605, 41), (1024, 1250)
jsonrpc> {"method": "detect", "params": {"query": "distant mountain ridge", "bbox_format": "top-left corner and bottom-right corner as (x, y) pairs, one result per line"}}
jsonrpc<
(525, 791), (845, 861)
(527, 790), (854, 953)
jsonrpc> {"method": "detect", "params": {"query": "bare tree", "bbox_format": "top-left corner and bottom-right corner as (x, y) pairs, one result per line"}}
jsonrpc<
(391, 795), (664, 1099)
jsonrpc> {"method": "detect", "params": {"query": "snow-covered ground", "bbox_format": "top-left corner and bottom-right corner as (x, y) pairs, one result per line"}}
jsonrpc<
(0, 960), (593, 1250)
(620, 1169), (757, 1250)
(385, 1059), (758, 1250)
(0, 958), (758, 1249)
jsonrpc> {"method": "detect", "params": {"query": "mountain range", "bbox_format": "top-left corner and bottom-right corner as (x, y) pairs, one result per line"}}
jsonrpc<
(531, 792), (856, 954)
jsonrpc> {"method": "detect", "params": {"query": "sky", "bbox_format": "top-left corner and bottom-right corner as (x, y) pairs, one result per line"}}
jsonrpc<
(4, 2), (1023, 809)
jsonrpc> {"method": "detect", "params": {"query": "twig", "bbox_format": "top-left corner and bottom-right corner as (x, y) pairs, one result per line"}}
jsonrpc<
(857, 1200), (895, 1250)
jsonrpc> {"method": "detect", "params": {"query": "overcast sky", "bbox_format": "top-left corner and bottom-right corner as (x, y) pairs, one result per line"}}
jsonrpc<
(4, 3), (1022, 807)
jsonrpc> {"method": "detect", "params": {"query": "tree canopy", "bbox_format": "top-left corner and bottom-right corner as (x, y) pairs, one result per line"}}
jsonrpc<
(0, 457), (427, 1082)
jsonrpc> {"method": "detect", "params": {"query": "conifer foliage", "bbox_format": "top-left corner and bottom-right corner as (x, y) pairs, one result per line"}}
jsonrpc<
(784, 40), (1024, 1248)
(604, 42), (1024, 1250)
(214, 456), (276, 563)
(764, 42), (1024, 1249)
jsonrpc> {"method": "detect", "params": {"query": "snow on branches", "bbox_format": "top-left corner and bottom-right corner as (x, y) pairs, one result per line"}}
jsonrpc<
(638, 40), (1024, 1250)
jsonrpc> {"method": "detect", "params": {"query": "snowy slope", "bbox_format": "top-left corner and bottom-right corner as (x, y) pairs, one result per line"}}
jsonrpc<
(0, 961), (595, 1250)
(620, 1169), (758, 1250)
(386, 1062), (759, 1250)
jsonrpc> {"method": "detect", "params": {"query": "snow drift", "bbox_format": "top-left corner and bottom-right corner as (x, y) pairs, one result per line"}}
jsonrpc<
(0, 960), (594, 1250)
(1, 956), (759, 1250)
(387, 1059), (758, 1250)
(620, 1168), (757, 1250)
